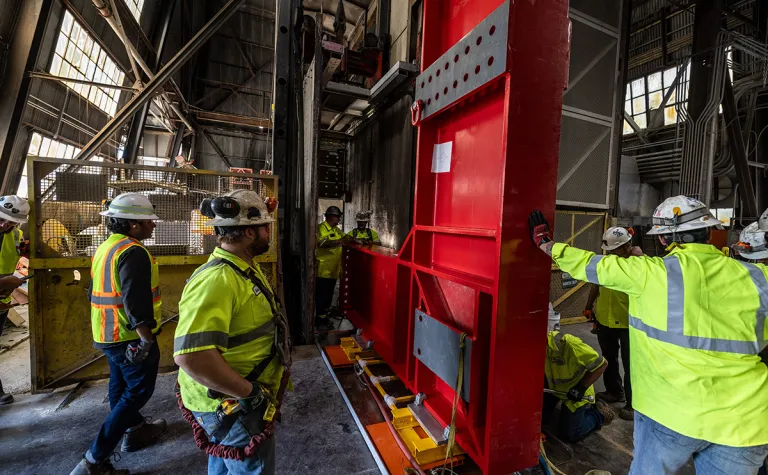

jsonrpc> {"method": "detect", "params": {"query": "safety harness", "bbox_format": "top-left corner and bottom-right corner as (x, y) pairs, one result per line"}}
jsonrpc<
(176, 257), (292, 461)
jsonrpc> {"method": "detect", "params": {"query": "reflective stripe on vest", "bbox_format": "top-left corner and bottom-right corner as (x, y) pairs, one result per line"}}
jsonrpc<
(629, 255), (766, 355)
(585, 255), (603, 284)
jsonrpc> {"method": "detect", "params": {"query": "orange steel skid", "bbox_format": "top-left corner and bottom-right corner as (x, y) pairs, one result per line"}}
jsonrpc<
(339, 0), (570, 473)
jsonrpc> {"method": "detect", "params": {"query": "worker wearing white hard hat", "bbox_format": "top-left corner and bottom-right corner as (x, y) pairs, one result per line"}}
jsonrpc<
(72, 193), (164, 475)
(0, 195), (28, 407)
(175, 190), (289, 475)
(584, 226), (641, 421)
(543, 300), (613, 443)
(758, 209), (768, 232)
(733, 222), (768, 263)
(529, 195), (768, 474)
(347, 211), (381, 246)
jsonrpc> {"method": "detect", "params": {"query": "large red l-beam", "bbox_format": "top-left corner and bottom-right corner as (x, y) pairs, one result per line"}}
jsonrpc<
(341, 1), (570, 473)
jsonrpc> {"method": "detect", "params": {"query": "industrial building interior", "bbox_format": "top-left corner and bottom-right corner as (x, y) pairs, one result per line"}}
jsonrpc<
(0, 0), (766, 474)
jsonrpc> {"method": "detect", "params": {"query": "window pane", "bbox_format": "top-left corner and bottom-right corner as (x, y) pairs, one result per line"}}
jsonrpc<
(625, 100), (632, 114)
(62, 11), (73, 35)
(663, 67), (678, 88)
(40, 137), (51, 156)
(633, 97), (646, 114)
(648, 72), (662, 92)
(633, 114), (647, 128)
(28, 133), (42, 156)
(631, 78), (645, 97)
(648, 91), (664, 110)
(623, 120), (633, 135)
(664, 106), (678, 125)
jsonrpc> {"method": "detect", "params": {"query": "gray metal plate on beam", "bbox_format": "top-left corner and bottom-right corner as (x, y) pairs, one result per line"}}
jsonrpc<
(408, 403), (448, 445)
(370, 61), (420, 103)
(414, 0), (509, 121)
(413, 310), (471, 402)
(326, 81), (371, 99)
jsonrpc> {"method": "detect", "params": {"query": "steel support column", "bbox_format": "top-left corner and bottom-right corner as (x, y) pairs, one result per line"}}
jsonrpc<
(74, 0), (246, 161)
(723, 75), (758, 217)
(377, 0), (390, 71)
(123, 0), (178, 164)
(0, 0), (53, 194)
(687, 0), (722, 122)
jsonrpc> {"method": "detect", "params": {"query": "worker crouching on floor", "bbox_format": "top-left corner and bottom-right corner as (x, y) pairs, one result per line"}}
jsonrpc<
(347, 211), (381, 245)
(543, 307), (614, 443)
(71, 193), (166, 475)
(583, 226), (640, 421)
(316, 206), (347, 327)
(0, 195), (28, 406)
(174, 190), (291, 475)
(530, 196), (768, 475)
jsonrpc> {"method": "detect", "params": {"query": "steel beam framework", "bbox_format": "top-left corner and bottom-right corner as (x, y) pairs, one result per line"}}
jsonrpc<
(74, 0), (247, 161)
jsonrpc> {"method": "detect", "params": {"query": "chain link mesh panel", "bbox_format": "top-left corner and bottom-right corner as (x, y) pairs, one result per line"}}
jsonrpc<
(30, 159), (278, 258)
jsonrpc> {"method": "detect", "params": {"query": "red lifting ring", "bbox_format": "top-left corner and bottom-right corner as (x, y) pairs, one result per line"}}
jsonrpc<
(411, 99), (425, 126)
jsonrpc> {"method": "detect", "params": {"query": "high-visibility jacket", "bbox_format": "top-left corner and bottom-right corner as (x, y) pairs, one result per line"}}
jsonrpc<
(175, 247), (285, 413)
(545, 331), (604, 412)
(316, 221), (343, 279)
(552, 242), (768, 447)
(0, 228), (22, 305)
(347, 228), (380, 243)
(594, 287), (629, 328)
(90, 233), (161, 343)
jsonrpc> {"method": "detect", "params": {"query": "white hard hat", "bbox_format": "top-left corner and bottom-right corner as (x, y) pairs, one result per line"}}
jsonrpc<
(100, 193), (159, 220)
(646, 195), (721, 236)
(758, 209), (768, 232)
(733, 222), (768, 260)
(355, 211), (371, 221)
(0, 196), (29, 224)
(547, 303), (561, 332)
(202, 189), (275, 227)
(602, 226), (632, 251)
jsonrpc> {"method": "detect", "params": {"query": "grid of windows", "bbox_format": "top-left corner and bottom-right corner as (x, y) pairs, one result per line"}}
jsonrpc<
(124, 0), (145, 22)
(17, 133), (104, 198)
(624, 64), (691, 135)
(50, 11), (125, 117)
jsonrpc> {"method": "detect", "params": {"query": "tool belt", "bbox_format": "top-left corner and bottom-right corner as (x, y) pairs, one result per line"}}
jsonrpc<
(176, 257), (292, 460)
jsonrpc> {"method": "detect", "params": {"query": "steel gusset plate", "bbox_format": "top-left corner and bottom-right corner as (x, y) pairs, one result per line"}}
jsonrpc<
(413, 310), (472, 402)
(414, 0), (509, 121)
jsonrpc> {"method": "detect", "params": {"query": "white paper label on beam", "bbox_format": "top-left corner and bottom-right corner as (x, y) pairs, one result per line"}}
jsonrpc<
(432, 141), (453, 173)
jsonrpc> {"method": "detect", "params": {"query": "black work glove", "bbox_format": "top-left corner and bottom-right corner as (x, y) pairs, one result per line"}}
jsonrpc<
(125, 338), (154, 364)
(528, 210), (552, 247)
(567, 386), (586, 402)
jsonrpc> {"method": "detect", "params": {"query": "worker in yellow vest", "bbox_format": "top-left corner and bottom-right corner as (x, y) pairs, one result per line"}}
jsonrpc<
(583, 226), (641, 421)
(0, 195), (28, 405)
(347, 211), (381, 245)
(543, 310), (614, 442)
(529, 196), (768, 474)
(71, 193), (165, 475)
(316, 206), (347, 327)
(175, 190), (290, 475)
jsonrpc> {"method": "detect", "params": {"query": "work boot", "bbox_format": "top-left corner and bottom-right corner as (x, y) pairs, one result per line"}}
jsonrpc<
(596, 391), (625, 404)
(595, 399), (615, 425)
(70, 456), (129, 475)
(121, 418), (167, 452)
(0, 380), (13, 405)
(619, 404), (634, 421)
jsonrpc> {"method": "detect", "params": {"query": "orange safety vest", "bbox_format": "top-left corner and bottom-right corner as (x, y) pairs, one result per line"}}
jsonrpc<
(90, 233), (161, 343)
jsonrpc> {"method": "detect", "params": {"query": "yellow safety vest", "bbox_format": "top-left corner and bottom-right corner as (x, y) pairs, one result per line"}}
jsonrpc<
(545, 331), (603, 412)
(90, 233), (161, 343)
(348, 228), (380, 243)
(175, 247), (284, 413)
(316, 221), (343, 279)
(0, 228), (22, 304)
(552, 242), (768, 447)
(594, 287), (629, 328)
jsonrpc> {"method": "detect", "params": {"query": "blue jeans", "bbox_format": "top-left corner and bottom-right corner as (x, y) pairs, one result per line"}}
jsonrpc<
(630, 411), (768, 475)
(542, 393), (604, 443)
(89, 341), (160, 462)
(193, 407), (275, 475)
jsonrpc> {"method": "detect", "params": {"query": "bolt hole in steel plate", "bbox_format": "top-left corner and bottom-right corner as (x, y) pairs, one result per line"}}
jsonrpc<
(413, 310), (472, 402)
(414, 0), (509, 121)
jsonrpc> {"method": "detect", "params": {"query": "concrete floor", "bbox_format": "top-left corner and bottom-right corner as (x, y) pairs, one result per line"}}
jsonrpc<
(0, 345), (378, 475)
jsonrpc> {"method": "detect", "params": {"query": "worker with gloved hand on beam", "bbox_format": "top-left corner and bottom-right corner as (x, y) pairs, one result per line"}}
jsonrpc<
(543, 310), (614, 443)
(0, 195), (28, 406)
(71, 193), (165, 475)
(530, 196), (768, 475)
(583, 226), (641, 421)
